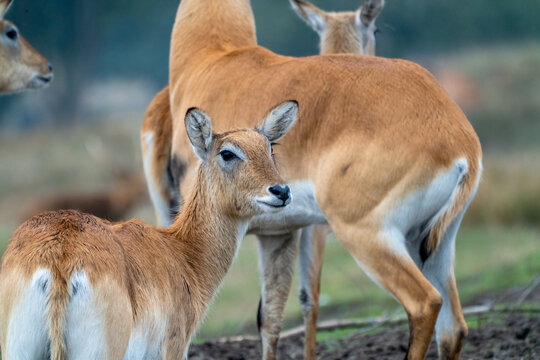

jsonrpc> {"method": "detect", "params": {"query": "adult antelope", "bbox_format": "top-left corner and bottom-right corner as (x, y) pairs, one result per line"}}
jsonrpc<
(289, 0), (385, 357)
(19, 171), (148, 222)
(0, 0), (52, 93)
(141, 0), (384, 228)
(0, 102), (297, 359)
(144, 0), (482, 359)
(141, 2), (384, 356)
(290, 0), (384, 55)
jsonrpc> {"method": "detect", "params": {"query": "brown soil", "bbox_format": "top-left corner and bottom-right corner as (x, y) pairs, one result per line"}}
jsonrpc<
(188, 312), (539, 359)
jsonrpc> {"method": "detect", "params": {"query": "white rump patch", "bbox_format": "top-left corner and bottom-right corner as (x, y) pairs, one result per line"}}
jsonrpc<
(5, 268), (51, 359)
(65, 270), (106, 360)
(380, 158), (469, 262)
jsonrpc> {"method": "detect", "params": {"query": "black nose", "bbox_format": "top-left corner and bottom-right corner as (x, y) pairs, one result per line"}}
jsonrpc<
(268, 184), (290, 202)
(47, 63), (53, 72)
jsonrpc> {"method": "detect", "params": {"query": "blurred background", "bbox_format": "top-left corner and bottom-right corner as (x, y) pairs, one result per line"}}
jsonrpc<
(0, 0), (539, 341)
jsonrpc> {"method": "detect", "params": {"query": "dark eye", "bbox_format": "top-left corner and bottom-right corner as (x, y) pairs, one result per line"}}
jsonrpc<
(5, 28), (18, 42)
(220, 150), (237, 162)
(270, 142), (279, 160)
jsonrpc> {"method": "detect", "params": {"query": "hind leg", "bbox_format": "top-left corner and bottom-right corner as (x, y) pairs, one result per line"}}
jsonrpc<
(422, 211), (468, 360)
(67, 272), (131, 360)
(298, 225), (328, 360)
(257, 232), (299, 360)
(141, 87), (177, 227)
(333, 224), (443, 360)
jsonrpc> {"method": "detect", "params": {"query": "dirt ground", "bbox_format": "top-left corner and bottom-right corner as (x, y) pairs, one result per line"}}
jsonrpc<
(189, 284), (540, 359)
(188, 312), (539, 359)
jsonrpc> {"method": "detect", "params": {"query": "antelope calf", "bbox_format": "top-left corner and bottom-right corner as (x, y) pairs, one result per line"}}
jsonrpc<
(0, 101), (298, 359)
(0, 0), (52, 94)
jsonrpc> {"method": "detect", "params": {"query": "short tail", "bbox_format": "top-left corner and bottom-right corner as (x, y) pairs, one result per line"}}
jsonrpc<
(424, 158), (482, 257)
(47, 268), (70, 360)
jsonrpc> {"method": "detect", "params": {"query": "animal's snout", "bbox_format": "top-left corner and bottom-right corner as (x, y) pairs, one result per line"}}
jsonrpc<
(268, 184), (291, 204)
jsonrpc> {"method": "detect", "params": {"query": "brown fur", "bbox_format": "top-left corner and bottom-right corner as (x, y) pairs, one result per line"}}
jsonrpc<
(141, 4), (385, 357)
(0, 0), (52, 94)
(0, 114), (290, 358)
(19, 171), (148, 222)
(138, 1), (481, 359)
(287, 1), (385, 358)
(290, 0), (384, 55)
(166, 1), (482, 359)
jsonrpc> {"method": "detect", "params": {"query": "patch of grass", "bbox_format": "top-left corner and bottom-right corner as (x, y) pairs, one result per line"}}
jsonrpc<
(454, 227), (540, 301)
(194, 225), (540, 340)
(317, 327), (358, 342)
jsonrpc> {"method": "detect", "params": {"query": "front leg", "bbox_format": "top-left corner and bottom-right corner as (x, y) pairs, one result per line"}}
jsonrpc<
(298, 225), (329, 360)
(257, 232), (299, 360)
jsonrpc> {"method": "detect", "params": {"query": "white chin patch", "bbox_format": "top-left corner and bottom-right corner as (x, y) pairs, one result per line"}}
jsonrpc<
(254, 195), (290, 213)
(29, 73), (53, 89)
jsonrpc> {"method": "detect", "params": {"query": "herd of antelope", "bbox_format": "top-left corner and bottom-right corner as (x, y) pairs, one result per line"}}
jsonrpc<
(0, 0), (483, 359)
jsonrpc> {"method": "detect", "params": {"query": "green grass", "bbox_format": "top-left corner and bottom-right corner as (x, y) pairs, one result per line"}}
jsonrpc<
(193, 225), (540, 340)
(316, 328), (359, 343)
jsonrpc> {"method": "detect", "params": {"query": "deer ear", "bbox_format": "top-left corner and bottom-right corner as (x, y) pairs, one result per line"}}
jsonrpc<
(290, 0), (327, 34)
(258, 101), (298, 142)
(357, 0), (385, 27)
(0, 0), (13, 19)
(185, 108), (213, 160)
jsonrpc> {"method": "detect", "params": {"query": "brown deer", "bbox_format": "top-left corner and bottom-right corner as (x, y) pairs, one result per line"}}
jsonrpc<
(143, 0), (386, 357)
(19, 171), (148, 223)
(288, 0), (385, 357)
(141, 3), (385, 356)
(141, 0), (384, 229)
(290, 0), (384, 55)
(0, 0), (52, 94)
(0, 101), (297, 359)
(155, 1), (482, 359)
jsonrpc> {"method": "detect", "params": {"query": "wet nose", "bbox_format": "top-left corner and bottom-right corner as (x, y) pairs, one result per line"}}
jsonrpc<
(268, 184), (290, 202)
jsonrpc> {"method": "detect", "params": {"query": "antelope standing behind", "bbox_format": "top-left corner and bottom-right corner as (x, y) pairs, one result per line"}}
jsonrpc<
(0, 0), (52, 94)
(141, 1), (384, 357)
(19, 171), (148, 222)
(157, 0), (482, 359)
(0, 102), (298, 359)
(289, 0), (384, 357)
